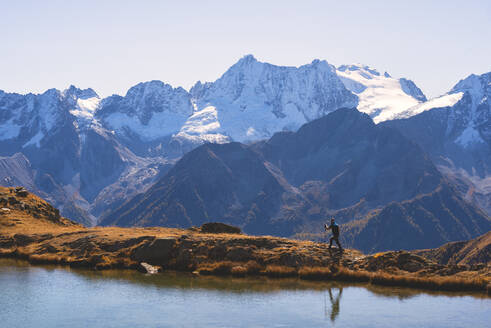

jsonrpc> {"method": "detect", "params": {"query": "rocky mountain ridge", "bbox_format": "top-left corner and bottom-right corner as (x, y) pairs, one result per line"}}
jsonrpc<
(0, 55), (489, 227)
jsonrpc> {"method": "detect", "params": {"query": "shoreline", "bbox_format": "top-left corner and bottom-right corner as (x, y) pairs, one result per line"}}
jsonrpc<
(0, 186), (489, 295)
(1, 228), (489, 295)
(0, 257), (489, 299)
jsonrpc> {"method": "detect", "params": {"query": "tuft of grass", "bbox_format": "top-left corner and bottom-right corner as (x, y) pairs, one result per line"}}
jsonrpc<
(372, 252), (386, 258)
(230, 265), (247, 277)
(298, 266), (332, 280)
(28, 253), (62, 264)
(244, 260), (263, 275)
(331, 267), (371, 282)
(263, 265), (297, 278)
(197, 261), (235, 275)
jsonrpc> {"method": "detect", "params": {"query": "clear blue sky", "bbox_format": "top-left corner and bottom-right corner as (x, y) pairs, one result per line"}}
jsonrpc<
(1, 0), (490, 99)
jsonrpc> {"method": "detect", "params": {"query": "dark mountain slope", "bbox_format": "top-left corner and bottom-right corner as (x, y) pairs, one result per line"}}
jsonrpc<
(342, 184), (490, 252)
(100, 142), (306, 235)
(253, 108), (442, 209)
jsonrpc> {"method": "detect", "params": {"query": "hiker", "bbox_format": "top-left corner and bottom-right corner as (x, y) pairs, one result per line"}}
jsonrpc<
(324, 217), (343, 251)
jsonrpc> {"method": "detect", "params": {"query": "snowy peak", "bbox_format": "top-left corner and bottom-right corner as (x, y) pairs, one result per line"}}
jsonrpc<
(451, 72), (491, 106)
(394, 71), (491, 149)
(190, 56), (358, 142)
(451, 72), (491, 147)
(97, 80), (193, 141)
(338, 63), (382, 77)
(399, 78), (427, 102)
(0, 85), (104, 146)
(63, 85), (99, 100)
(336, 64), (427, 123)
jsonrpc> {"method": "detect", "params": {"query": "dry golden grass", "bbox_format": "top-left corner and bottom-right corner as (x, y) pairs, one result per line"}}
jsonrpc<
(298, 266), (332, 280)
(230, 265), (248, 277)
(263, 265), (297, 278)
(331, 267), (371, 282)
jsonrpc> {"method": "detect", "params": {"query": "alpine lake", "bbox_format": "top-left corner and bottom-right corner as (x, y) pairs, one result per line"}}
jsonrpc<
(0, 258), (489, 328)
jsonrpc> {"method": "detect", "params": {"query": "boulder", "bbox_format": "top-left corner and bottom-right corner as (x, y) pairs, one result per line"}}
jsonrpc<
(138, 262), (161, 274)
(200, 222), (241, 234)
(15, 187), (28, 197)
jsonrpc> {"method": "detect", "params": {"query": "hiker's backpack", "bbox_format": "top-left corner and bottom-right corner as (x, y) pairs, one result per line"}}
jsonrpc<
(331, 224), (339, 235)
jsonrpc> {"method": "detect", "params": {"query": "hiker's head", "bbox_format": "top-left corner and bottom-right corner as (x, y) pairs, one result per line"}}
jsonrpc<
(331, 217), (335, 223)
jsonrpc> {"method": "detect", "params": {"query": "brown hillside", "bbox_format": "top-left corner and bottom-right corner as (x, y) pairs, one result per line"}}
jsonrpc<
(0, 186), (79, 231)
(415, 231), (491, 266)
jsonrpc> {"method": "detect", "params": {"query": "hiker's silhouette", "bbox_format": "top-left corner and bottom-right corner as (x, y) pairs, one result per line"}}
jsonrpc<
(324, 286), (343, 323)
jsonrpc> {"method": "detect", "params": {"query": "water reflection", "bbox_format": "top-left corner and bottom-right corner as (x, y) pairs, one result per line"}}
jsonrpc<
(325, 287), (343, 323)
(1, 258), (488, 300)
(1, 259), (490, 328)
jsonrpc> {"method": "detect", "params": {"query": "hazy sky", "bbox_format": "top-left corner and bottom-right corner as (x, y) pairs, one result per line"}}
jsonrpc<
(1, 0), (490, 99)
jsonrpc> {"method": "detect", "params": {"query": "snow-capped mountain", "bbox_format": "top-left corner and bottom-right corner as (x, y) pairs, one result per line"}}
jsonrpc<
(1, 54), (488, 224)
(188, 55), (358, 142)
(97, 81), (193, 142)
(336, 64), (427, 123)
(0, 86), (171, 224)
(384, 72), (491, 216)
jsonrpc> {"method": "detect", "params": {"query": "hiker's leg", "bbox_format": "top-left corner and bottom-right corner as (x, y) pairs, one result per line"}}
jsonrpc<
(335, 237), (342, 249)
(329, 237), (333, 248)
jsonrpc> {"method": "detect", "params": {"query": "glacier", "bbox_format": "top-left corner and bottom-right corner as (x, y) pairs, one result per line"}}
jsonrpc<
(336, 64), (426, 123)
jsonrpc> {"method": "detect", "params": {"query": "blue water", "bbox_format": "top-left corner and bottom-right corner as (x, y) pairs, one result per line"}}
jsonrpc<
(0, 259), (489, 327)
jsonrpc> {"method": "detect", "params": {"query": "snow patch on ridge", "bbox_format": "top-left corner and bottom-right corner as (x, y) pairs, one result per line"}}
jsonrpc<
(105, 110), (189, 141)
(336, 64), (425, 123)
(174, 106), (230, 144)
(22, 131), (44, 148)
(70, 97), (101, 121)
(398, 92), (464, 119)
(455, 125), (484, 147)
(0, 119), (21, 140)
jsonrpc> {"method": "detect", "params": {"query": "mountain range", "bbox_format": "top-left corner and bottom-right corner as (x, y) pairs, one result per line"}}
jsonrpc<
(100, 108), (490, 252)
(0, 55), (489, 252)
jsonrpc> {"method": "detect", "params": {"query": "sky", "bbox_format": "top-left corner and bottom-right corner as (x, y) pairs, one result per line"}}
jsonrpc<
(1, 0), (490, 99)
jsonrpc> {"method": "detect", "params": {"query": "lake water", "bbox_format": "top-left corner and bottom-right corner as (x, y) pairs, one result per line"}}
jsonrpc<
(0, 259), (489, 327)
